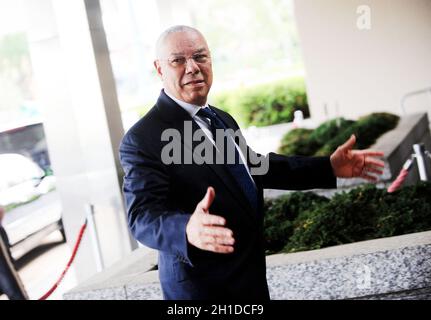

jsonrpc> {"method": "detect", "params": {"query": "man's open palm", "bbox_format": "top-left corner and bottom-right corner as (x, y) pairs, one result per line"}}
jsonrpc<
(330, 135), (385, 181)
(186, 187), (235, 254)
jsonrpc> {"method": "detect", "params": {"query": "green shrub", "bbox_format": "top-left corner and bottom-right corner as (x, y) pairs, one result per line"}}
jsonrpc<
(278, 113), (399, 157)
(315, 112), (399, 156)
(263, 192), (329, 254)
(308, 118), (355, 147)
(278, 118), (354, 156)
(283, 185), (386, 252)
(262, 182), (431, 254)
(278, 128), (315, 156)
(211, 77), (309, 127)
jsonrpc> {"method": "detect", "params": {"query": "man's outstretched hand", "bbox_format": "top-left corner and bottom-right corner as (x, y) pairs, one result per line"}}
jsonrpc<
(330, 135), (385, 182)
(186, 187), (235, 254)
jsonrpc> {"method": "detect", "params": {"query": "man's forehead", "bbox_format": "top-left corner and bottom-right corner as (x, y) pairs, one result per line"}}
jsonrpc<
(160, 31), (209, 55)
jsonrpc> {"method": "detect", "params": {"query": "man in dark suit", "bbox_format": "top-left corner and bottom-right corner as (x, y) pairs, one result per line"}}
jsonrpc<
(119, 25), (385, 300)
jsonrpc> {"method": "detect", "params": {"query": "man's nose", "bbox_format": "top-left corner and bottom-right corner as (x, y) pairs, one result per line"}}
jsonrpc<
(185, 58), (200, 74)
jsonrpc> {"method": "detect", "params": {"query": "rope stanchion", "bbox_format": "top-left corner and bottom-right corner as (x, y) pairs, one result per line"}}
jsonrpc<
(387, 142), (431, 193)
(387, 156), (414, 193)
(38, 219), (87, 300)
(387, 168), (409, 193)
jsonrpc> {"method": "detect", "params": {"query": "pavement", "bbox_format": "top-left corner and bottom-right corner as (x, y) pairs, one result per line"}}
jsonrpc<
(0, 230), (77, 300)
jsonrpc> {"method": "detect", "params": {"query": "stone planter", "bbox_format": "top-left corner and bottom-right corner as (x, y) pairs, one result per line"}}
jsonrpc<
(64, 230), (431, 300)
(266, 230), (431, 300)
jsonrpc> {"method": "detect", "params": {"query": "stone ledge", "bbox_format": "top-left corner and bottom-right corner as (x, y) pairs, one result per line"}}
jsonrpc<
(266, 230), (431, 266)
(267, 231), (431, 300)
(64, 230), (431, 300)
(64, 247), (158, 298)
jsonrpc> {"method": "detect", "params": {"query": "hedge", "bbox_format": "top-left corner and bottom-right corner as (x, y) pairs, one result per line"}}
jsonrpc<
(263, 182), (431, 255)
(278, 113), (399, 157)
(211, 77), (309, 127)
(315, 112), (399, 156)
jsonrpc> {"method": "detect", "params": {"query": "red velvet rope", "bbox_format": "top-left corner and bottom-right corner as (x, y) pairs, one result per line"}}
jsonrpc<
(387, 168), (409, 193)
(38, 220), (87, 300)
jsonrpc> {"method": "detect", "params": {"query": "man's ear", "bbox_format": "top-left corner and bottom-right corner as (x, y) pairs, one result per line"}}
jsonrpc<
(154, 60), (163, 79)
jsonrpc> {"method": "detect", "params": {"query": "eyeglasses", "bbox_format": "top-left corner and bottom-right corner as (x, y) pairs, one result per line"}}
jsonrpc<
(165, 53), (211, 67)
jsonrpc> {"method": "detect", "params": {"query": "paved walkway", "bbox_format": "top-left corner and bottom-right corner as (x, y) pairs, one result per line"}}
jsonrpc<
(0, 231), (77, 300)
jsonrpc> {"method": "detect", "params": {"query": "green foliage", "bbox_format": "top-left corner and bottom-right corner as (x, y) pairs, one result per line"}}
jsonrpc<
(278, 128), (316, 156)
(0, 33), (29, 71)
(0, 32), (32, 112)
(308, 118), (355, 147)
(187, 0), (303, 82)
(263, 183), (431, 254)
(278, 118), (355, 156)
(263, 192), (329, 254)
(211, 77), (309, 127)
(278, 113), (399, 157)
(4, 194), (41, 213)
(315, 113), (399, 156)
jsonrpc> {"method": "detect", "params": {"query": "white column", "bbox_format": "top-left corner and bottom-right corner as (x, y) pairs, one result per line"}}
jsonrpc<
(25, 0), (135, 283)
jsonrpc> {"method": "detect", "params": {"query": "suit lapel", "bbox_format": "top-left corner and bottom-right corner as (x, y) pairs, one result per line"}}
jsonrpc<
(156, 91), (258, 220)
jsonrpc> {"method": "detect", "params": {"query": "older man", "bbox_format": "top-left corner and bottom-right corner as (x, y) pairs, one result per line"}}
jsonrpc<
(119, 25), (384, 300)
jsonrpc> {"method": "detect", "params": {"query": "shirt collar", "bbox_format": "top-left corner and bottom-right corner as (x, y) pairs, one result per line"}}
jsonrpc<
(164, 89), (209, 118)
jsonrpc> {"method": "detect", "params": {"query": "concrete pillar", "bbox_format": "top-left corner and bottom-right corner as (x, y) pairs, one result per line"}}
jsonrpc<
(25, 0), (135, 283)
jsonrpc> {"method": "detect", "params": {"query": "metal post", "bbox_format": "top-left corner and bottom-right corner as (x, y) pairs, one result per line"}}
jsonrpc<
(413, 143), (429, 182)
(85, 204), (104, 272)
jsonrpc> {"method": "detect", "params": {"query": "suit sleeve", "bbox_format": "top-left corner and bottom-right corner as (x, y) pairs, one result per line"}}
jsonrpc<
(119, 131), (194, 266)
(260, 152), (337, 190)
(219, 110), (337, 190)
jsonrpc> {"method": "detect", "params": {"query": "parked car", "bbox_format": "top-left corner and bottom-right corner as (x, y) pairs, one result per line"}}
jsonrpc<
(0, 153), (65, 260)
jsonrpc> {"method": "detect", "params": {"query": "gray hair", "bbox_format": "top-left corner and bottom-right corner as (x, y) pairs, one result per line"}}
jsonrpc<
(155, 25), (205, 58)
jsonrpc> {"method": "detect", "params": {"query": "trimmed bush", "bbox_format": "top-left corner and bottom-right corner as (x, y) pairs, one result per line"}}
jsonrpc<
(278, 128), (315, 156)
(278, 118), (355, 156)
(262, 182), (431, 254)
(315, 113), (399, 156)
(263, 192), (329, 254)
(211, 77), (309, 127)
(278, 113), (399, 157)
(308, 118), (355, 147)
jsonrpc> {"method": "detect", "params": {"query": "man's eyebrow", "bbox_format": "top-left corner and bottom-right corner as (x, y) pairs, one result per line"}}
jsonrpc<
(170, 48), (208, 56)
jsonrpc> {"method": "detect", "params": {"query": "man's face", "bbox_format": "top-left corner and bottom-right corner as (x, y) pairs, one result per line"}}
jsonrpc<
(154, 31), (213, 106)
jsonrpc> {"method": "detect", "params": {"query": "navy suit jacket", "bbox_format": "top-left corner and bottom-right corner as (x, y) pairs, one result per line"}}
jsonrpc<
(119, 90), (336, 300)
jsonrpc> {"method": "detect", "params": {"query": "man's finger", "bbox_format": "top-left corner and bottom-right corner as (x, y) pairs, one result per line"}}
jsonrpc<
(204, 243), (234, 254)
(364, 166), (384, 175)
(365, 158), (385, 168)
(201, 226), (233, 238)
(200, 186), (215, 212)
(201, 213), (226, 226)
(339, 134), (356, 151)
(356, 149), (384, 157)
(361, 172), (378, 181)
(201, 235), (235, 246)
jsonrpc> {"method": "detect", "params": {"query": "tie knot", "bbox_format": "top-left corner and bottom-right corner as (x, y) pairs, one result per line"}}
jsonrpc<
(197, 107), (216, 121)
